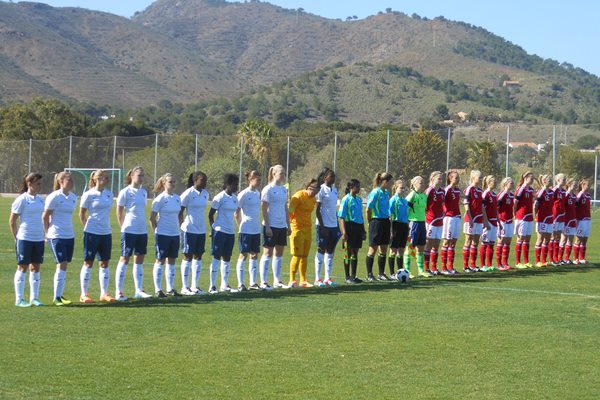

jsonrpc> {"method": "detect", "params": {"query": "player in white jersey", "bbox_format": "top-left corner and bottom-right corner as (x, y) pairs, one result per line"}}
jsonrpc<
(10, 173), (45, 307)
(235, 170), (262, 291)
(79, 170), (115, 303)
(150, 173), (182, 298)
(314, 168), (341, 287)
(259, 165), (291, 290)
(208, 173), (239, 294)
(179, 171), (209, 295)
(115, 167), (152, 300)
(43, 172), (77, 306)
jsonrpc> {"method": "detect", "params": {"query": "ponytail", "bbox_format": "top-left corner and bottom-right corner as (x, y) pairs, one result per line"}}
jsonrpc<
(345, 179), (360, 195)
(187, 170), (207, 188)
(245, 170), (260, 185)
(536, 174), (551, 189)
(20, 172), (42, 193)
(317, 167), (334, 186)
(268, 165), (285, 184)
(304, 178), (318, 190)
(153, 173), (172, 194)
(410, 176), (423, 191)
(89, 169), (106, 189)
(373, 172), (393, 188)
(469, 170), (482, 186)
(499, 177), (513, 192)
(125, 166), (144, 186)
(578, 179), (589, 193)
(482, 175), (495, 190)
(429, 171), (443, 187)
(518, 171), (533, 187)
(391, 179), (404, 193)
(53, 171), (71, 191)
(554, 173), (566, 186)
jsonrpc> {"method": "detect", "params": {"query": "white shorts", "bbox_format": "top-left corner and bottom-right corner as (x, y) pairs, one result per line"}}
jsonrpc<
(442, 216), (461, 240)
(553, 222), (565, 232)
(563, 220), (577, 236)
(498, 221), (513, 239)
(536, 222), (554, 234)
(514, 220), (533, 237)
(482, 225), (498, 243)
(576, 220), (591, 238)
(463, 222), (483, 236)
(426, 224), (443, 240)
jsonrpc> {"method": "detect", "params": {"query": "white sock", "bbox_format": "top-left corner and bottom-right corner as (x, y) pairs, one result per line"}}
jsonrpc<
(14, 270), (26, 304)
(80, 266), (91, 296)
(324, 253), (333, 281)
(220, 260), (230, 288)
(54, 269), (66, 299)
(272, 256), (282, 284)
(133, 263), (144, 293)
(29, 271), (40, 301)
(315, 252), (324, 281)
(209, 258), (219, 289)
(259, 255), (271, 284)
(249, 258), (258, 286)
(115, 261), (127, 295)
(191, 259), (202, 290)
(153, 263), (163, 292)
(166, 264), (176, 292)
(180, 259), (191, 289)
(99, 267), (110, 296)
(236, 258), (245, 287)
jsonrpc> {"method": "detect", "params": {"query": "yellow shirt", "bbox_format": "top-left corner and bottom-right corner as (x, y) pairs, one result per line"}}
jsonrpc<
(289, 190), (316, 231)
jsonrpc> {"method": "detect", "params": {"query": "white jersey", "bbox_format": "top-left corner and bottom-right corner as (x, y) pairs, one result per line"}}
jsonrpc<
(180, 186), (209, 234)
(261, 183), (288, 229)
(152, 192), (181, 237)
(11, 192), (45, 241)
(80, 188), (113, 235)
(44, 189), (77, 239)
(117, 185), (148, 234)
(211, 190), (238, 234)
(316, 184), (339, 228)
(237, 187), (261, 234)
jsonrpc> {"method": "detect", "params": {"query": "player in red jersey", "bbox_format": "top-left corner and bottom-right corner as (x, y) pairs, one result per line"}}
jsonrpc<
(496, 177), (515, 270)
(574, 179), (592, 264)
(441, 171), (461, 274)
(424, 171), (445, 276)
(559, 178), (578, 264)
(550, 173), (567, 264)
(533, 175), (554, 267)
(462, 170), (489, 272)
(480, 175), (498, 271)
(513, 171), (535, 268)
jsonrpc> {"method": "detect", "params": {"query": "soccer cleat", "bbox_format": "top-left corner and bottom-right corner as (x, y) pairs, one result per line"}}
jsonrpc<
(366, 274), (375, 282)
(345, 277), (355, 284)
(259, 283), (273, 291)
(134, 290), (153, 299)
(431, 270), (440, 276)
(53, 298), (65, 306)
(248, 284), (261, 291)
(166, 289), (181, 297)
(299, 281), (314, 288)
(515, 263), (527, 269)
(353, 277), (363, 284)
(30, 298), (44, 307)
(155, 290), (167, 298)
(100, 293), (116, 303)
(448, 269), (458, 275)
(287, 280), (299, 288)
(15, 299), (31, 308)
(208, 286), (218, 294)
(440, 269), (452, 276)
(238, 284), (248, 292)
(535, 262), (544, 268)
(389, 273), (398, 281)
(579, 259), (587, 265)
(377, 274), (390, 281)
(273, 281), (290, 289)
(313, 279), (326, 287)
(573, 259), (579, 265)
(180, 287), (195, 296)
(191, 287), (206, 295)
(524, 263), (533, 268)
(80, 294), (94, 303)
(115, 292), (128, 302)
(219, 285), (238, 293)
(59, 296), (72, 305)
(419, 270), (433, 278)
(324, 279), (337, 287)
(463, 267), (474, 273)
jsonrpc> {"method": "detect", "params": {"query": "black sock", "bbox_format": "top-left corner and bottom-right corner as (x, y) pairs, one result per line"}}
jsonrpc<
(397, 255), (404, 270)
(388, 256), (395, 275)
(351, 258), (358, 278)
(366, 255), (374, 276)
(344, 260), (350, 278)
(378, 255), (386, 276)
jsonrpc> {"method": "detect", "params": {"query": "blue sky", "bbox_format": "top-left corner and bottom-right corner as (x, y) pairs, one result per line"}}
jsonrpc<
(19, 0), (600, 77)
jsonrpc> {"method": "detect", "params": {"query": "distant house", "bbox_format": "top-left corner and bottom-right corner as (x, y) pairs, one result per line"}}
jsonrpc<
(502, 80), (521, 88)
(456, 111), (468, 122)
(510, 142), (544, 152)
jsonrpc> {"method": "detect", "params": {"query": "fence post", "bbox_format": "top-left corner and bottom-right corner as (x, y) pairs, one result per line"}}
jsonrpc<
(333, 132), (338, 173)
(385, 129), (390, 172)
(286, 136), (290, 185)
(28, 138), (32, 174)
(68, 135), (73, 169)
(239, 134), (244, 182)
(446, 127), (451, 172)
(552, 125), (556, 177)
(505, 125), (510, 177)
(195, 134), (198, 171)
(154, 132), (158, 184)
(594, 153), (598, 204)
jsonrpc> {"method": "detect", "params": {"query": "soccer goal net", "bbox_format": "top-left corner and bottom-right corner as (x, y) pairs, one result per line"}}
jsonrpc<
(64, 168), (123, 196)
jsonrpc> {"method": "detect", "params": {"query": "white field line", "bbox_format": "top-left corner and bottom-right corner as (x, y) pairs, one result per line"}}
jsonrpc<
(437, 282), (600, 299)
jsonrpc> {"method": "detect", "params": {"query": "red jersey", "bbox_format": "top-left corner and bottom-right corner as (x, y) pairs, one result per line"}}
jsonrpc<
(463, 185), (483, 223)
(497, 190), (515, 223)
(552, 186), (566, 223)
(514, 184), (534, 222)
(482, 190), (498, 226)
(535, 188), (554, 224)
(444, 185), (461, 217)
(564, 192), (577, 226)
(425, 186), (445, 226)
(576, 191), (591, 221)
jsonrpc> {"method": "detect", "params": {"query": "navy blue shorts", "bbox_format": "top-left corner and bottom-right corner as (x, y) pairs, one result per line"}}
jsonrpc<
(409, 221), (427, 247)
(262, 226), (287, 248)
(316, 225), (341, 250)
(83, 232), (112, 262)
(121, 233), (148, 257)
(16, 239), (44, 265)
(155, 234), (179, 260)
(212, 231), (235, 259)
(49, 238), (74, 263)
(181, 231), (206, 255)
(239, 233), (260, 254)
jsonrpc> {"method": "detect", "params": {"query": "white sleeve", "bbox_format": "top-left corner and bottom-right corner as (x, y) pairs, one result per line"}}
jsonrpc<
(80, 192), (90, 210)
(44, 192), (58, 211)
(116, 189), (127, 207)
(11, 195), (25, 215)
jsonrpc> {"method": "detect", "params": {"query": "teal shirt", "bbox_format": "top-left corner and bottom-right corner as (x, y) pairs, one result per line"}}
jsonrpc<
(389, 194), (408, 223)
(366, 187), (390, 219)
(337, 194), (364, 224)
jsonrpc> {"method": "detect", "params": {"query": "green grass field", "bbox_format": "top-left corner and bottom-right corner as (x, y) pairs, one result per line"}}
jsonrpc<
(0, 196), (599, 399)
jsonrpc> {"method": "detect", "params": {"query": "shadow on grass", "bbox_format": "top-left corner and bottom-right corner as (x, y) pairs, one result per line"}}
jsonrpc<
(62, 263), (599, 309)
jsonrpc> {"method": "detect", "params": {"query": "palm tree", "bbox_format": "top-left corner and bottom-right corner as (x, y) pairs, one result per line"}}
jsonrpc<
(237, 119), (276, 177)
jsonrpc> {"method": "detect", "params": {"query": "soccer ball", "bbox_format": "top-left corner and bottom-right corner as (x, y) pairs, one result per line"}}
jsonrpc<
(396, 269), (410, 283)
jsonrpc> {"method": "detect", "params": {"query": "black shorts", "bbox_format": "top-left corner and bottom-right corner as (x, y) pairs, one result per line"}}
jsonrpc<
(390, 221), (409, 249)
(262, 226), (287, 247)
(369, 218), (391, 247)
(345, 221), (364, 249)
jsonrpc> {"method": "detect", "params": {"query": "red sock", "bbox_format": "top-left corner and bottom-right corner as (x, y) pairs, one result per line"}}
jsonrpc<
(430, 248), (438, 271)
(462, 246), (470, 268)
(515, 241), (522, 264)
(565, 244), (572, 261)
(559, 245), (565, 261)
(441, 246), (448, 270)
(541, 244), (548, 263)
(448, 246), (455, 269)
(424, 251), (430, 271)
(479, 243), (487, 267)
(496, 244), (503, 266)
(581, 245), (586, 260)
(535, 245), (541, 264)
(486, 243), (494, 267)
(523, 242), (530, 264)
(553, 241), (560, 262)
(502, 244), (510, 266)
(469, 245), (478, 268)
(548, 240), (555, 262)
(574, 244), (580, 261)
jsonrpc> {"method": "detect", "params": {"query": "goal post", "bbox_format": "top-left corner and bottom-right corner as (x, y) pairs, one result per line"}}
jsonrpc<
(64, 168), (123, 196)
